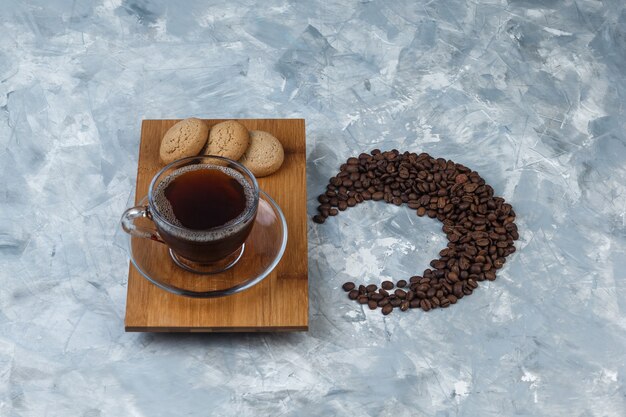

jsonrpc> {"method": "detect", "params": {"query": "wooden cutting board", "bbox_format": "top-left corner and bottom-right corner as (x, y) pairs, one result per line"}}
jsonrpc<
(124, 119), (308, 332)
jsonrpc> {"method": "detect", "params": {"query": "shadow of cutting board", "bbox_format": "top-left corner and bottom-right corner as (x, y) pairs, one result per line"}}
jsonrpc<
(124, 119), (308, 332)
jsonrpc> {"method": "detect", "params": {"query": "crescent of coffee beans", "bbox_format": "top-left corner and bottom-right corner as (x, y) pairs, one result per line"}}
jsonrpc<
(312, 149), (518, 315)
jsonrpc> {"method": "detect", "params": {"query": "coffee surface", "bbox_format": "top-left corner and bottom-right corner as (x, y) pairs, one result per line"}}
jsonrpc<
(164, 168), (247, 229)
(152, 164), (256, 239)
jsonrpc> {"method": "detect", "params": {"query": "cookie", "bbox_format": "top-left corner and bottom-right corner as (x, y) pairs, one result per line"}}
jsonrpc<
(239, 130), (284, 177)
(159, 118), (209, 164)
(204, 120), (250, 161)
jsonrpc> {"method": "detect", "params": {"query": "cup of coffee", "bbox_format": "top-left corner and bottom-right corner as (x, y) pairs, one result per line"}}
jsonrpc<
(121, 155), (259, 274)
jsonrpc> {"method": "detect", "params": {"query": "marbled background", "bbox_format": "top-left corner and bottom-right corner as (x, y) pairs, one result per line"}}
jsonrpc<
(1, 0), (625, 415)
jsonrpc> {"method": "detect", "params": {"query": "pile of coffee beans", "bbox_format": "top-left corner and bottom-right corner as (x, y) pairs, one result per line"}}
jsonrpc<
(313, 149), (518, 315)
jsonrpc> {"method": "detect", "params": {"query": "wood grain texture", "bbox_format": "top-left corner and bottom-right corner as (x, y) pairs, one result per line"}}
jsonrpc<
(124, 119), (308, 332)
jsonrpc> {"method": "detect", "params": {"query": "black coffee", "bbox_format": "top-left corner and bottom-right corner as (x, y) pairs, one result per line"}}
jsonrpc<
(152, 164), (256, 263)
(164, 168), (247, 230)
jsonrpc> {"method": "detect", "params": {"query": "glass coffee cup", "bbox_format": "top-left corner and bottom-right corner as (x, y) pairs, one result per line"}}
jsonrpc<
(121, 156), (259, 274)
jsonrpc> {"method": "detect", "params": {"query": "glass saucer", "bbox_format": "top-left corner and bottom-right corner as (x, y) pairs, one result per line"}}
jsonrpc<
(126, 191), (288, 298)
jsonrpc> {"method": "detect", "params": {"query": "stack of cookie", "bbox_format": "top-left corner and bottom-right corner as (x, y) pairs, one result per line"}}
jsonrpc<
(159, 118), (284, 178)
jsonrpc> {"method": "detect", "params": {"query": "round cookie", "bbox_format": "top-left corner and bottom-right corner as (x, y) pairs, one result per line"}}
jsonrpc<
(239, 130), (284, 177)
(159, 118), (209, 164)
(204, 120), (250, 161)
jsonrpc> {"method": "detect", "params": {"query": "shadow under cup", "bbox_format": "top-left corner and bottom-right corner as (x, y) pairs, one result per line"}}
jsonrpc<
(130, 156), (260, 274)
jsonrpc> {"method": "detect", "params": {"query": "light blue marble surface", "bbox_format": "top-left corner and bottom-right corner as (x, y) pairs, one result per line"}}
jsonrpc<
(1, 0), (625, 415)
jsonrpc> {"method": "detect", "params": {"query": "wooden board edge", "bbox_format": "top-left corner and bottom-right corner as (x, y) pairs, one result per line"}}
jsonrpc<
(123, 263), (133, 327)
(123, 120), (149, 329)
(301, 119), (309, 328)
(141, 118), (305, 122)
(125, 326), (309, 332)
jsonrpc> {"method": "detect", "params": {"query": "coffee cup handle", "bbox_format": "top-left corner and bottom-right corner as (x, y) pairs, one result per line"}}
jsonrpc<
(121, 205), (165, 243)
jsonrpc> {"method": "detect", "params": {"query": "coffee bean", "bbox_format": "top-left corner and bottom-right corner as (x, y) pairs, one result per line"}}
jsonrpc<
(357, 295), (369, 304)
(313, 149), (518, 314)
(312, 215), (325, 224)
(453, 282), (464, 298)
(409, 276), (421, 284)
(366, 284), (378, 292)
(370, 292), (384, 301)
(394, 289), (407, 299)
(431, 260), (446, 269)
(368, 300), (378, 310)
(464, 183), (478, 193)
(381, 281), (394, 290)
(342, 282), (355, 292)
(382, 304), (393, 315)
(418, 194), (430, 205)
